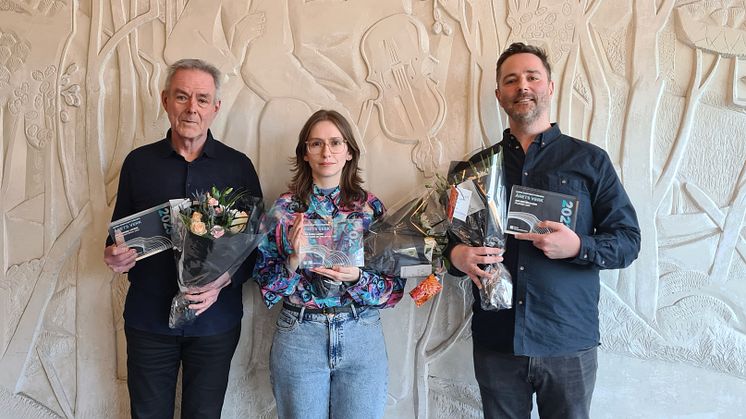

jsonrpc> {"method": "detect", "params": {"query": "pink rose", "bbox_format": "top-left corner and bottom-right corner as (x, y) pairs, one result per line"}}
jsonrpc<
(211, 225), (225, 239)
(208, 197), (219, 207)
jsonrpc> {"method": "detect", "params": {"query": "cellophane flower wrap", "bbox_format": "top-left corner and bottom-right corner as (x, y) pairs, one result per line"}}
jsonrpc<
(169, 187), (265, 328)
(364, 183), (449, 306)
(447, 148), (513, 311)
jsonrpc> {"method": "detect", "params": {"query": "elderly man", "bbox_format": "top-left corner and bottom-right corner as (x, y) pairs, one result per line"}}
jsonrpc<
(103, 59), (262, 419)
(446, 43), (641, 418)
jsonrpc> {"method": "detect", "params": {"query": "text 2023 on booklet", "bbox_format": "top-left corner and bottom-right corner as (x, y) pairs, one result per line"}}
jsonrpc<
(108, 202), (174, 260)
(506, 185), (578, 234)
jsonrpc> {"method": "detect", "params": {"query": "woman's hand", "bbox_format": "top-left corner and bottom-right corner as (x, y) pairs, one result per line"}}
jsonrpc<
(286, 213), (306, 272)
(311, 266), (362, 283)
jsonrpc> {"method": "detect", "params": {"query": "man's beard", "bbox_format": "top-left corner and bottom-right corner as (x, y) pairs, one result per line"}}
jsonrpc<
(504, 93), (548, 125)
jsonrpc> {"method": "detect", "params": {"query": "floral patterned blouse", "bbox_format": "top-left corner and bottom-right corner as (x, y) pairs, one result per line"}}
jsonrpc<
(253, 185), (406, 309)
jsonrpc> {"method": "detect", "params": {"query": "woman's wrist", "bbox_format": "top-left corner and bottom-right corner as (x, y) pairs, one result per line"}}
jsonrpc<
(286, 254), (299, 273)
(347, 267), (362, 284)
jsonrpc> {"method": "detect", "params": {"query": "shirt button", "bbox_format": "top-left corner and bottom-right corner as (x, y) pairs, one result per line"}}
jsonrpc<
(583, 254), (588, 259)
(519, 266), (525, 271)
(518, 300), (524, 305)
(523, 171), (528, 176)
(561, 179), (567, 184)
(601, 260), (606, 265)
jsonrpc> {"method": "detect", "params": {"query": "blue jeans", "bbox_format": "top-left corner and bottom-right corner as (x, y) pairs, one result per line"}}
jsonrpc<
(269, 307), (388, 419)
(473, 344), (597, 419)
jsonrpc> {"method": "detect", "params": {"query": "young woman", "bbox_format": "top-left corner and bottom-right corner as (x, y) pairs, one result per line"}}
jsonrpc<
(253, 109), (405, 419)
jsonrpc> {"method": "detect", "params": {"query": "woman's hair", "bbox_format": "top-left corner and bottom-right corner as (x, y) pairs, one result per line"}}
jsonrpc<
(288, 109), (366, 209)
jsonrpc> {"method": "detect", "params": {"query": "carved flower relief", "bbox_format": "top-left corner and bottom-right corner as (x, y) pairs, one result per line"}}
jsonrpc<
(60, 63), (77, 86)
(0, 30), (30, 86)
(59, 63), (81, 123)
(61, 84), (81, 107)
(0, 0), (66, 16)
(505, 1), (575, 65)
(31, 66), (57, 117)
(31, 65), (55, 83)
(431, 6), (453, 36)
(0, 31), (29, 64)
(14, 67), (56, 149)
(8, 81), (29, 115)
(24, 110), (52, 149)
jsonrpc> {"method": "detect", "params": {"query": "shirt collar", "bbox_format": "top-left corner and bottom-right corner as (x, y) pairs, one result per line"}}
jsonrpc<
(159, 129), (218, 159)
(312, 184), (341, 201)
(502, 123), (561, 150)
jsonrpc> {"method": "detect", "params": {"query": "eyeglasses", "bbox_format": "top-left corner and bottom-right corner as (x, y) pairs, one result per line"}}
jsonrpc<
(305, 138), (347, 154)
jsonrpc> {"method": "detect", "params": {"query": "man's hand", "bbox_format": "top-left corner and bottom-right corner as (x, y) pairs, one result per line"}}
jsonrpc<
(185, 272), (232, 316)
(449, 244), (504, 289)
(514, 220), (580, 259)
(104, 244), (137, 273)
(311, 266), (361, 283)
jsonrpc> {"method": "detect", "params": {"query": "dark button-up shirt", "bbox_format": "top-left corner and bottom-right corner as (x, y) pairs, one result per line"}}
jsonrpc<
(107, 129), (262, 336)
(447, 124), (640, 356)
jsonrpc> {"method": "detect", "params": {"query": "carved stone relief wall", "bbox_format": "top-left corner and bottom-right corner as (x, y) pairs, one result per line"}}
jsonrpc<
(0, 0), (745, 417)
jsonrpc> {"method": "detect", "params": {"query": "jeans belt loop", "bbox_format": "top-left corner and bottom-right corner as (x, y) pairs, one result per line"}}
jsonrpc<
(298, 305), (306, 323)
(351, 303), (358, 320)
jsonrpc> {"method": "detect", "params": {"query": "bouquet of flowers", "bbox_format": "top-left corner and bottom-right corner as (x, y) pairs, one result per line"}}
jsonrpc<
(364, 182), (449, 306)
(169, 186), (265, 328)
(447, 148), (513, 311)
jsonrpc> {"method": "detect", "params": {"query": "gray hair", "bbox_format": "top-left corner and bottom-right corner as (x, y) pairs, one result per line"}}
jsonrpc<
(164, 58), (222, 101)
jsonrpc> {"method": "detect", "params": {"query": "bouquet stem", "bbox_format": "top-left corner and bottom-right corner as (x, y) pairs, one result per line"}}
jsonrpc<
(169, 293), (197, 328)
(479, 263), (513, 311)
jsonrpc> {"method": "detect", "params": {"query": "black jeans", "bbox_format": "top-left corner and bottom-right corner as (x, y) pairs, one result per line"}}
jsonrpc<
(125, 325), (241, 419)
(473, 344), (597, 419)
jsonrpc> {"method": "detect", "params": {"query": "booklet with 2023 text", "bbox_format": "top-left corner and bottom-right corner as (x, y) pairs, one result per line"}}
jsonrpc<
(108, 202), (174, 260)
(506, 185), (578, 234)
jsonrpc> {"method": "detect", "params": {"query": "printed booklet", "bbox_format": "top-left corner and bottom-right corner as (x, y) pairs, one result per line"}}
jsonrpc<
(506, 185), (578, 234)
(299, 218), (365, 268)
(108, 202), (174, 260)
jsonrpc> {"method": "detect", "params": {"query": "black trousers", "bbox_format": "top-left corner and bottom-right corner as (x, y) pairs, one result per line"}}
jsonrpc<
(473, 344), (597, 419)
(125, 325), (241, 419)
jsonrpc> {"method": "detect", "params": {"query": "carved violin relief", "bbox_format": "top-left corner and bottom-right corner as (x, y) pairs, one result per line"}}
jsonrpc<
(361, 14), (446, 175)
